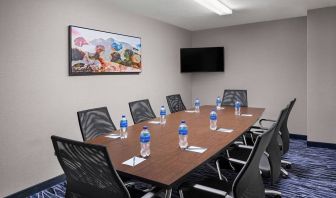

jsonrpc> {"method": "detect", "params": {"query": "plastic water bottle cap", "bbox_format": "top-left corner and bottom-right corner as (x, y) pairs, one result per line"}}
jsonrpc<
(161, 105), (164, 108)
(181, 120), (186, 123)
(143, 126), (148, 130)
(122, 115), (126, 118)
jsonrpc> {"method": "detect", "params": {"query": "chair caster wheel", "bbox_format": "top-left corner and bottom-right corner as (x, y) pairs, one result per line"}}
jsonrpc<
(281, 174), (289, 179)
(285, 164), (291, 169)
(274, 195), (281, 198)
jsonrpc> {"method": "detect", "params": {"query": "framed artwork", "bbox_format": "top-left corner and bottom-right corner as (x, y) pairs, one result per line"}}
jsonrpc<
(69, 25), (142, 75)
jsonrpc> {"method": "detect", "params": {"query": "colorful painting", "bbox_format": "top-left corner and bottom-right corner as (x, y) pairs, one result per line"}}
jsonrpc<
(69, 26), (142, 75)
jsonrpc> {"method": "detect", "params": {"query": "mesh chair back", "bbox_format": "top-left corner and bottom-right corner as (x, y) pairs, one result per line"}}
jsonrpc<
(221, 89), (248, 107)
(77, 107), (116, 141)
(267, 107), (288, 184)
(129, 99), (156, 124)
(233, 124), (275, 198)
(280, 98), (296, 154)
(51, 136), (130, 198)
(166, 94), (186, 113)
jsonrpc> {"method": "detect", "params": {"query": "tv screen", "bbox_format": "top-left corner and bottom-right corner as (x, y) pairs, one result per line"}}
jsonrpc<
(180, 47), (224, 73)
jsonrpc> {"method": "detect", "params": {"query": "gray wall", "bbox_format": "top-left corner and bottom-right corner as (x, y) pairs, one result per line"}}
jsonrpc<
(0, 0), (191, 196)
(307, 7), (336, 144)
(191, 17), (307, 135)
(1, 0), (335, 195)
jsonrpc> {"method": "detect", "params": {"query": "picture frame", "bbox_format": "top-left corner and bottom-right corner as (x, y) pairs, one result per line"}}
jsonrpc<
(69, 25), (142, 75)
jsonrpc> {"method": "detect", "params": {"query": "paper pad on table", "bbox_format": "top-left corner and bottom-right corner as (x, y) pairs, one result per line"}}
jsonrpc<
(216, 128), (234, 133)
(241, 114), (253, 117)
(217, 107), (225, 110)
(185, 110), (196, 113)
(122, 156), (146, 167)
(148, 121), (161, 125)
(185, 146), (207, 153)
(105, 134), (120, 139)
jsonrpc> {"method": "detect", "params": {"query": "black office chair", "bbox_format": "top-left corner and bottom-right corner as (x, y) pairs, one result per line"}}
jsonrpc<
(259, 98), (296, 169)
(225, 107), (288, 185)
(221, 89), (249, 145)
(251, 99), (296, 171)
(178, 125), (281, 198)
(51, 136), (155, 198)
(221, 89), (248, 107)
(129, 99), (156, 124)
(77, 107), (116, 141)
(166, 94), (186, 113)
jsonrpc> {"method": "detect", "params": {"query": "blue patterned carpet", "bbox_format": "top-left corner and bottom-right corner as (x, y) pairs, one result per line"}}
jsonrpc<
(28, 139), (336, 198)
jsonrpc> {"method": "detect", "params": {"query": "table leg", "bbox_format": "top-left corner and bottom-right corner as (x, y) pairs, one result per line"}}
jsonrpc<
(164, 188), (172, 198)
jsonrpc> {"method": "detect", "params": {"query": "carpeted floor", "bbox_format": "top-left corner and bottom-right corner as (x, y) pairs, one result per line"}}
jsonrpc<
(28, 139), (336, 198)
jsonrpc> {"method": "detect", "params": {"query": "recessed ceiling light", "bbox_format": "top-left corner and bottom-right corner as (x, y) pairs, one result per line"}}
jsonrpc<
(193, 0), (232, 15)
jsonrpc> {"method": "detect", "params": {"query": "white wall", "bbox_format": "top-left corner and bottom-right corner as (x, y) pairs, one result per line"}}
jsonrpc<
(307, 7), (336, 144)
(0, 0), (191, 196)
(191, 17), (307, 135)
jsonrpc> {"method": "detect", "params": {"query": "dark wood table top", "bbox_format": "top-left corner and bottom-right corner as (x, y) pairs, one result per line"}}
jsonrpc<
(89, 105), (264, 187)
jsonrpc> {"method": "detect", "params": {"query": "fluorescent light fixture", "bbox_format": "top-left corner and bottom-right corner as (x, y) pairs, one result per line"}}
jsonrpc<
(194, 0), (232, 15)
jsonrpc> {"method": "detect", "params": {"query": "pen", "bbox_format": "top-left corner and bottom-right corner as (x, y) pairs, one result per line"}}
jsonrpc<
(133, 157), (136, 167)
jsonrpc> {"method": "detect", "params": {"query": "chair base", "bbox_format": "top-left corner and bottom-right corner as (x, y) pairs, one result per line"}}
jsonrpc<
(280, 167), (289, 179)
(281, 160), (292, 169)
(265, 189), (282, 197)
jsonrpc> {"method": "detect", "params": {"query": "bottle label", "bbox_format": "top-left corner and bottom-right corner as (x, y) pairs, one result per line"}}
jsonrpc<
(140, 133), (150, 143)
(235, 102), (241, 109)
(195, 100), (200, 107)
(179, 127), (188, 135)
(120, 120), (128, 128)
(210, 113), (217, 121)
(160, 110), (166, 116)
(216, 98), (221, 106)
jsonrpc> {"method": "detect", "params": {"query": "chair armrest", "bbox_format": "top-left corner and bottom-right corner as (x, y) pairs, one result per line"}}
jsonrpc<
(192, 184), (228, 197)
(238, 145), (253, 150)
(250, 126), (269, 131)
(124, 181), (136, 187)
(229, 157), (247, 165)
(249, 131), (263, 136)
(259, 119), (276, 128)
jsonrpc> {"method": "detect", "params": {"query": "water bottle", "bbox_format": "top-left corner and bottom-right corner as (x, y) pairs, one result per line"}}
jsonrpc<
(210, 109), (217, 130)
(194, 98), (200, 113)
(160, 105), (166, 125)
(178, 120), (188, 149)
(120, 115), (128, 139)
(216, 96), (222, 110)
(235, 101), (241, 116)
(140, 126), (151, 157)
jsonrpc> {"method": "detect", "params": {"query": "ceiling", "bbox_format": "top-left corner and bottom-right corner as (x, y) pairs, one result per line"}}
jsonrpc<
(109, 0), (336, 31)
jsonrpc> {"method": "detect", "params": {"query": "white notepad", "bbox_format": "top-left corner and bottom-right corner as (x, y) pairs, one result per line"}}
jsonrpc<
(185, 146), (207, 153)
(241, 114), (253, 117)
(122, 156), (146, 167)
(105, 134), (120, 139)
(185, 110), (196, 113)
(217, 107), (225, 110)
(148, 121), (161, 125)
(216, 128), (234, 133)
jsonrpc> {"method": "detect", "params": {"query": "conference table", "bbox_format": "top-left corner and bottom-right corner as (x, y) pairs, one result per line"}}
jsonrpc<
(89, 105), (264, 197)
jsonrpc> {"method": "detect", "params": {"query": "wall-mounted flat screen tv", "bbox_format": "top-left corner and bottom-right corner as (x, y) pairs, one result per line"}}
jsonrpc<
(180, 47), (224, 73)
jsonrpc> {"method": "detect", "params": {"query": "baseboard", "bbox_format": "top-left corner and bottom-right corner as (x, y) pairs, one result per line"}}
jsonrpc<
(5, 174), (65, 198)
(307, 141), (336, 150)
(289, 133), (307, 140)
